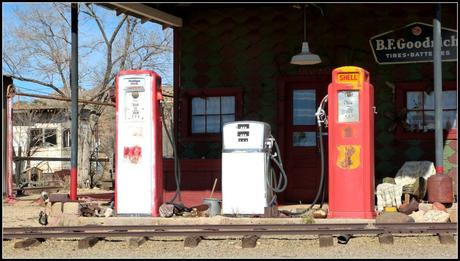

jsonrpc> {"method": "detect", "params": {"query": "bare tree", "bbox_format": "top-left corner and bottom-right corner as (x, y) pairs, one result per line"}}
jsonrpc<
(3, 3), (173, 187)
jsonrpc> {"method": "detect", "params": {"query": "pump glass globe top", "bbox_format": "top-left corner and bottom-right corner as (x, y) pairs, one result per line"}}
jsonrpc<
(290, 42), (321, 65)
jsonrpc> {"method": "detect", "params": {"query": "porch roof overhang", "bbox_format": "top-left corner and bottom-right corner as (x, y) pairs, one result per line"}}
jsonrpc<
(98, 3), (183, 28)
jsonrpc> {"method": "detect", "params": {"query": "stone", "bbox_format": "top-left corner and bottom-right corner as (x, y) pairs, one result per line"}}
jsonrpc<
(104, 208), (113, 217)
(375, 211), (415, 223)
(63, 202), (81, 215)
(447, 209), (457, 223)
(424, 210), (450, 222)
(432, 202), (447, 212)
(398, 198), (419, 215)
(242, 235), (259, 248)
(313, 209), (328, 218)
(50, 202), (63, 217)
(409, 210), (426, 222)
(418, 203), (433, 212)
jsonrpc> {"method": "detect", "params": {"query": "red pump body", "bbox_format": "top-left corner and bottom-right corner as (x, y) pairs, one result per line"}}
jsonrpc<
(327, 66), (376, 219)
(115, 70), (163, 217)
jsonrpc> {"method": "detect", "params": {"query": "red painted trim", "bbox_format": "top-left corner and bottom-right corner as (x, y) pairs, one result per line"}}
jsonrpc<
(435, 166), (444, 174)
(69, 167), (78, 200)
(180, 87), (243, 142)
(395, 80), (457, 141)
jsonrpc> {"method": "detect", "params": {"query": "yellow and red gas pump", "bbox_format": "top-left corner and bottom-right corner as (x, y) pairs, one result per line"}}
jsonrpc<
(115, 70), (164, 217)
(327, 66), (376, 219)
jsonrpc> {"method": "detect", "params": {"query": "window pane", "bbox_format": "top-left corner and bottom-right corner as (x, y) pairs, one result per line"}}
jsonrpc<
(423, 111), (435, 131)
(192, 115), (205, 133)
(443, 91), (457, 109)
(221, 96), (235, 114)
(44, 129), (57, 146)
(293, 132), (316, 147)
(221, 114), (235, 128)
(192, 97), (205, 115)
(293, 90), (316, 125)
(63, 129), (71, 147)
(206, 97), (220, 114)
(406, 111), (423, 130)
(407, 91), (423, 110)
(423, 92), (434, 110)
(206, 115), (220, 133)
(30, 129), (43, 147)
(443, 111), (457, 130)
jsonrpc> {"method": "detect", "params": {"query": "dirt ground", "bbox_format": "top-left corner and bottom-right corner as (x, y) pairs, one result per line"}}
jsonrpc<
(2, 189), (458, 259)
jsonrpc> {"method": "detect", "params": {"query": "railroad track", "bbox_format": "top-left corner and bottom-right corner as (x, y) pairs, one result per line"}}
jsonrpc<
(3, 223), (457, 248)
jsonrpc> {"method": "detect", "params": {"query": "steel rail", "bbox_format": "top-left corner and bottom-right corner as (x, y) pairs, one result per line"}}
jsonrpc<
(3, 223), (457, 240)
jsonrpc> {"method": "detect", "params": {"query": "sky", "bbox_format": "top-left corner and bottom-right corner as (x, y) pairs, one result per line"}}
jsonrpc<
(2, 2), (174, 102)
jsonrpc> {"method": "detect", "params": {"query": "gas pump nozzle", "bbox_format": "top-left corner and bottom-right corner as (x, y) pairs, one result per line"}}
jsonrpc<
(315, 95), (328, 127)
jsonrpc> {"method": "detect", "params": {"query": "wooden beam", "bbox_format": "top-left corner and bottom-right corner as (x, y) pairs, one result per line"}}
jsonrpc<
(110, 3), (182, 27)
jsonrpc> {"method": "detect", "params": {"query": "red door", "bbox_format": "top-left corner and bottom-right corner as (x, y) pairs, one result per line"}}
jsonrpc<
(279, 77), (329, 203)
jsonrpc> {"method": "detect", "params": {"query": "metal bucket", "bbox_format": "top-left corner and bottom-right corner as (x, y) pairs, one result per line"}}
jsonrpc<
(202, 198), (221, 216)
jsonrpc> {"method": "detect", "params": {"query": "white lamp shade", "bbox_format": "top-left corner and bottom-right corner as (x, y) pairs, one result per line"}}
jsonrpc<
(290, 42), (321, 65)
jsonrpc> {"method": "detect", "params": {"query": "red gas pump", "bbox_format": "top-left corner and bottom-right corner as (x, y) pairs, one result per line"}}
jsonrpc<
(115, 70), (163, 217)
(327, 66), (376, 219)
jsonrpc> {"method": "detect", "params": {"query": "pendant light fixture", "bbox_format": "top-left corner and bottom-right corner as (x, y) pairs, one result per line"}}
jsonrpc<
(290, 4), (321, 65)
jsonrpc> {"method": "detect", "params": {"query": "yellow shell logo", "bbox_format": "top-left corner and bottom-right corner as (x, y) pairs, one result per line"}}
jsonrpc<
(336, 145), (361, 170)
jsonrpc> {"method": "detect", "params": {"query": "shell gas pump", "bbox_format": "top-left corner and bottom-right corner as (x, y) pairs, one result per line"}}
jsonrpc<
(115, 70), (164, 217)
(326, 66), (376, 219)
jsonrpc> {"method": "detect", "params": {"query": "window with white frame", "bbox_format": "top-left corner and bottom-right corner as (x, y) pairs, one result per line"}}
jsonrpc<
(406, 90), (457, 131)
(62, 128), (71, 148)
(191, 96), (235, 134)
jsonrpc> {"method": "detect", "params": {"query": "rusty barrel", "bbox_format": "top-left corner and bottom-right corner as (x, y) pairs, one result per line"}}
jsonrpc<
(427, 174), (453, 203)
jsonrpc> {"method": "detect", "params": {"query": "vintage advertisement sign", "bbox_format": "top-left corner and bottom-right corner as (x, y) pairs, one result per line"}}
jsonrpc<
(369, 22), (457, 64)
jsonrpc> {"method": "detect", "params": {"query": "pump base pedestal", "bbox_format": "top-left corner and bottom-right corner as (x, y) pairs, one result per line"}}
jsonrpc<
(327, 210), (376, 219)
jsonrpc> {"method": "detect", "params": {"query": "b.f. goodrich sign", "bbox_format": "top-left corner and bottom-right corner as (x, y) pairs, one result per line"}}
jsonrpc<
(369, 22), (457, 64)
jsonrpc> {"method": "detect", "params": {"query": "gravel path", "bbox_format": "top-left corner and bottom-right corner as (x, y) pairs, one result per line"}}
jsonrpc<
(2, 191), (458, 259)
(2, 234), (457, 258)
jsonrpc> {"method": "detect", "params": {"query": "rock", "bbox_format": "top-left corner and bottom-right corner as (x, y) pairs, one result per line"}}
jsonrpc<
(50, 202), (63, 217)
(432, 202), (447, 212)
(424, 210), (451, 222)
(398, 198), (419, 215)
(418, 203), (433, 212)
(409, 210), (426, 222)
(63, 202), (81, 215)
(376, 212), (415, 223)
(447, 209), (457, 223)
(104, 208), (113, 217)
(313, 209), (328, 218)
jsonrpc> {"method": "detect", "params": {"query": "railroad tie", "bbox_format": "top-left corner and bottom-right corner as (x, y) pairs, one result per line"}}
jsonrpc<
(129, 237), (149, 247)
(78, 237), (101, 249)
(378, 233), (394, 244)
(14, 238), (45, 249)
(438, 233), (456, 245)
(184, 236), (203, 248)
(242, 235), (259, 248)
(318, 234), (334, 248)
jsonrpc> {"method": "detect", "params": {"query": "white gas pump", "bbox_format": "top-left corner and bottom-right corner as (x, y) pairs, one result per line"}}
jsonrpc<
(221, 121), (286, 215)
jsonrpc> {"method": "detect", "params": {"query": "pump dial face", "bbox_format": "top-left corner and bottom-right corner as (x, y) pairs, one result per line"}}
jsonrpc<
(338, 90), (359, 123)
